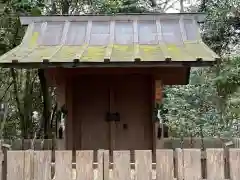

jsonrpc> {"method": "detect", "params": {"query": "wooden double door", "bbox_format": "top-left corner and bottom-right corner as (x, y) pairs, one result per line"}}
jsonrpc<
(73, 74), (153, 152)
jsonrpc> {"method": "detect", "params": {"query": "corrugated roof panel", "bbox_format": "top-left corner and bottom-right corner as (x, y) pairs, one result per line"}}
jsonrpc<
(41, 22), (64, 45)
(25, 46), (59, 62)
(115, 21), (134, 44)
(89, 21), (110, 46)
(160, 19), (183, 44)
(81, 46), (106, 62)
(65, 22), (87, 45)
(51, 46), (83, 62)
(184, 43), (217, 61)
(111, 45), (134, 61)
(163, 44), (193, 61)
(0, 14), (219, 65)
(183, 19), (197, 41)
(24, 22), (42, 47)
(4, 48), (36, 61)
(139, 45), (164, 61)
(138, 21), (158, 44)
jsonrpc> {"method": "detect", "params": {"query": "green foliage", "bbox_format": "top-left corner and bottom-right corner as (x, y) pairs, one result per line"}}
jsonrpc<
(165, 57), (240, 138)
(200, 0), (240, 55)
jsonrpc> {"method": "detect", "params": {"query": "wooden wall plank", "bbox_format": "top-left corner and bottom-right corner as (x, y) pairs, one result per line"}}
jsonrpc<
(206, 149), (224, 180)
(7, 151), (25, 180)
(113, 151), (130, 180)
(156, 149), (174, 180)
(229, 149), (240, 180)
(183, 149), (201, 180)
(55, 151), (72, 180)
(135, 150), (152, 180)
(33, 151), (51, 180)
(76, 150), (94, 180)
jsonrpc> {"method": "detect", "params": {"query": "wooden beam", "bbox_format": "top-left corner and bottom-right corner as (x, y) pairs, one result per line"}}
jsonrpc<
(74, 21), (92, 61)
(104, 21), (115, 61)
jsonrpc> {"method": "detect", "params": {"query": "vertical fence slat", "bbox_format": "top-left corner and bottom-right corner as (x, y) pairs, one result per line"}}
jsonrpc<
(33, 151), (51, 180)
(183, 149), (201, 180)
(176, 148), (184, 180)
(76, 150), (94, 180)
(103, 150), (109, 180)
(135, 150), (152, 180)
(97, 150), (109, 180)
(206, 149), (224, 180)
(97, 150), (103, 180)
(7, 151), (24, 180)
(156, 149), (174, 180)
(55, 151), (72, 180)
(229, 149), (240, 180)
(113, 151), (130, 180)
(24, 151), (34, 180)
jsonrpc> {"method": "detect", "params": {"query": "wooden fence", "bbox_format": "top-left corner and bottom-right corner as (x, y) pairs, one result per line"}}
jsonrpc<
(1, 149), (240, 180)
(2, 137), (240, 150)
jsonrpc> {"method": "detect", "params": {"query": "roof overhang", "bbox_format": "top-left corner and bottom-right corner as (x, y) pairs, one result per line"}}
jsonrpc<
(0, 13), (218, 69)
(0, 61), (216, 69)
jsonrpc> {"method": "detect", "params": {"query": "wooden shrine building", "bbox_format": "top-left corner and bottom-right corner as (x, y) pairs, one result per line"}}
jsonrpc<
(0, 13), (219, 154)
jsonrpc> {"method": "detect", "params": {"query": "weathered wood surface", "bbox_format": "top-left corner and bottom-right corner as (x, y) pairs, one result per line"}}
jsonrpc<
(34, 151), (51, 180)
(206, 149), (224, 180)
(55, 151), (72, 180)
(4, 149), (240, 180)
(229, 149), (240, 180)
(113, 151), (131, 180)
(156, 149), (174, 180)
(76, 151), (94, 180)
(135, 150), (152, 180)
(7, 151), (24, 180)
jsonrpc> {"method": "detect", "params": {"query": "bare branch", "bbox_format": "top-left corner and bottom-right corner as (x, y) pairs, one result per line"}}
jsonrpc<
(0, 81), (13, 101)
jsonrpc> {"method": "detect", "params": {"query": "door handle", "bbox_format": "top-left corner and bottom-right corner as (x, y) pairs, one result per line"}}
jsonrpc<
(106, 112), (120, 122)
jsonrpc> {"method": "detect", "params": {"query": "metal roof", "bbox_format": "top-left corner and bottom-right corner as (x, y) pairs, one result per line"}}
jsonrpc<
(0, 14), (219, 67)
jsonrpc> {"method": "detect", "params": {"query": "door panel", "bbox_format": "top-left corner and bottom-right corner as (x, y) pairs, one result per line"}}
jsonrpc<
(114, 75), (152, 151)
(74, 75), (109, 150)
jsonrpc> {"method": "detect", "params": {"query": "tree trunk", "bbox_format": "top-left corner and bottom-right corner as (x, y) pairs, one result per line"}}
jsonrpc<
(180, 0), (184, 12)
(23, 70), (34, 138)
(61, 0), (70, 14)
(11, 68), (27, 138)
(38, 69), (51, 138)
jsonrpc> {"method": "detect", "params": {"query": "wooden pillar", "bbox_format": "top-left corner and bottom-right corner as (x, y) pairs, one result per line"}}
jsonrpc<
(65, 77), (73, 150)
(109, 86), (116, 160)
(153, 79), (164, 154)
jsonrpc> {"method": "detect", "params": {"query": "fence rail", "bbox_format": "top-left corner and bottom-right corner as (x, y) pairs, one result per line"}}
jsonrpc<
(2, 149), (240, 180)
(2, 137), (240, 150)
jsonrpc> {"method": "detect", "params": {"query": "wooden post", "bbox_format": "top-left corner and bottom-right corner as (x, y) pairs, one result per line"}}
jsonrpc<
(0, 142), (10, 180)
(109, 86), (116, 161)
(0, 140), (3, 180)
(154, 80), (164, 149)
(65, 77), (73, 150)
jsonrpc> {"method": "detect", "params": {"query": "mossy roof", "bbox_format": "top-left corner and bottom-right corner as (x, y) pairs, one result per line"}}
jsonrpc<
(0, 14), (219, 67)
